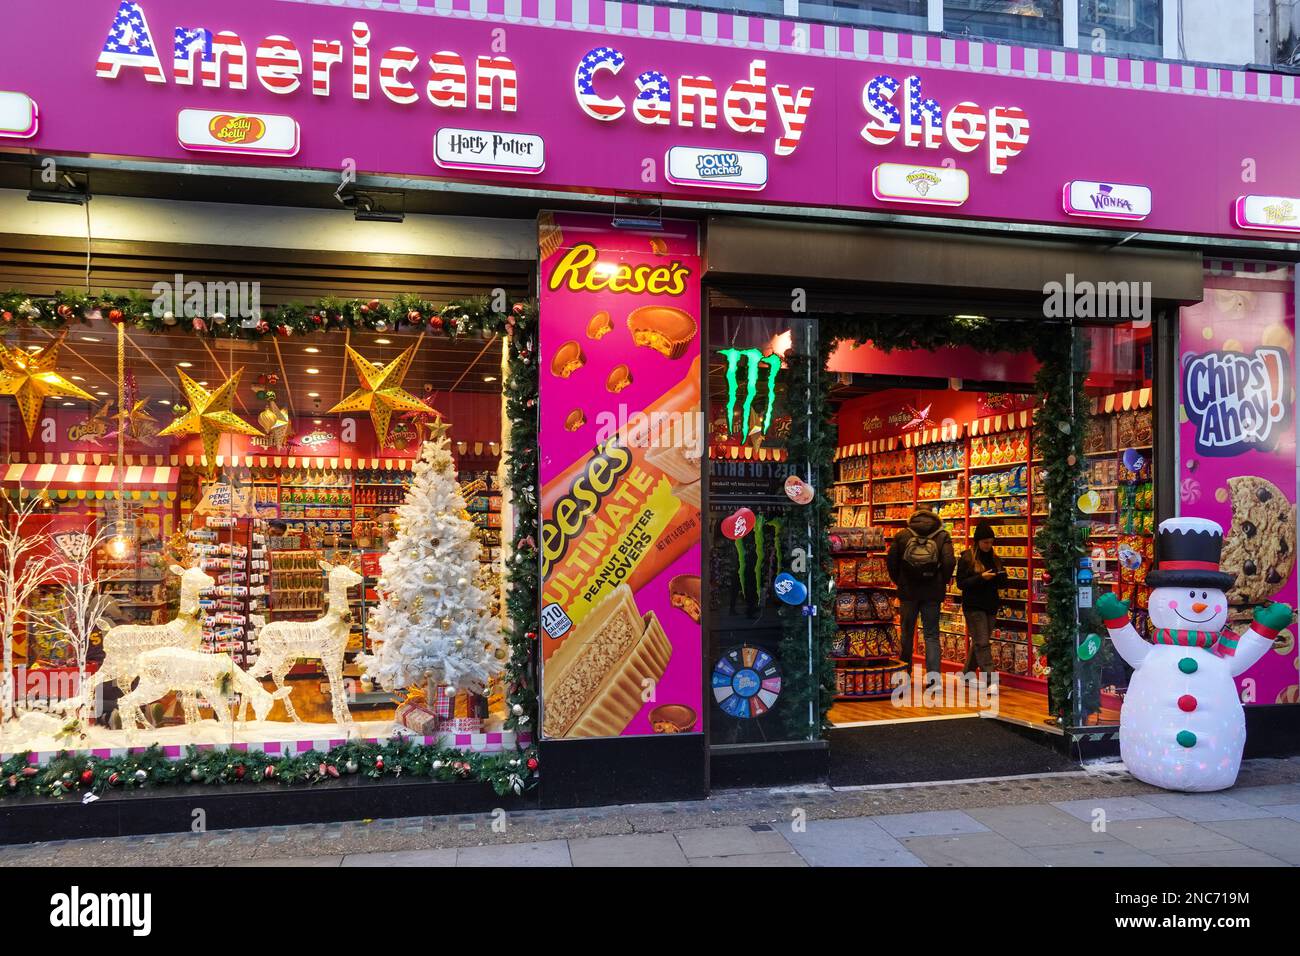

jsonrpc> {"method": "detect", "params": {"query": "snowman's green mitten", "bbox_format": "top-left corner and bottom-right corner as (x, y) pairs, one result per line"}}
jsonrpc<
(1254, 602), (1295, 632)
(1095, 592), (1130, 623)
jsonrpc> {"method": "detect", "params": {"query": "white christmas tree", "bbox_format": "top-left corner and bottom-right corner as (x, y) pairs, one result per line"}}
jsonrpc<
(361, 420), (505, 697)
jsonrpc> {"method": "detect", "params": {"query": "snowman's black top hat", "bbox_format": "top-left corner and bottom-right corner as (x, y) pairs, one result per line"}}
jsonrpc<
(1145, 517), (1236, 589)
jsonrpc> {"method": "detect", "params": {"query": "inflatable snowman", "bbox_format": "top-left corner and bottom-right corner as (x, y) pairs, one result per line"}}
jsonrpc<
(1094, 517), (1294, 792)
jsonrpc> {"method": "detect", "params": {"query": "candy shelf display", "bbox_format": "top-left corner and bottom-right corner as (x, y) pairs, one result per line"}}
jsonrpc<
(832, 425), (1039, 684)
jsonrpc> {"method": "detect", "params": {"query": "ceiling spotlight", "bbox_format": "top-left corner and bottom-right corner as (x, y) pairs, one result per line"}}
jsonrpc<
(312, 419), (322, 425)
(304, 347), (320, 354)
(483, 375), (498, 383)
(61, 401), (74, 406)
(307, 391), (320, 398)
(375, 338), (391, 345)
(178, 361), (193, 368)
(306, 368), (320, 375)
(95, 390), (109, 396)
(71, 375), (85, 381)
(79, 336), (100, 343)
(159, 399), (171, 405)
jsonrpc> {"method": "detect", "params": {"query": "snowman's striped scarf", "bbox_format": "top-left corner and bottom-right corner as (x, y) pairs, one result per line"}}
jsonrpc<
(1153, 628), (1238, 657)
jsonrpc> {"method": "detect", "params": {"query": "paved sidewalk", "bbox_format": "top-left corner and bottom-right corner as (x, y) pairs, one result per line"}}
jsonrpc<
(4, 757), (1299, 867)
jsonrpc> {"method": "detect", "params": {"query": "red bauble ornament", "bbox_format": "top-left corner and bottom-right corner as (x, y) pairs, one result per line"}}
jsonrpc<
(375, 756), (384, 771)
(526, 631), (537, 641)
(311, 314), (324, 326)
(277, 324), (292, 337)
(56, 304), (74, 319)
(358, 304), (369, 314)
(264, 765), (276, 779)
(234, 764), (246, 780)
(527, 757), (539, 771)
(367, 299), (381, 312)
(256, 373), (268, 386)
(108, 772), (120, 786)
(429, 315), (444, 331)
(408, 310), (422, 324)
(1, 311), (12, 323)
(267, 373), (279, 386)
(512, 302), (525, 315)
(257, 321), (270, 334)
(108, 308), (124, 324)
(6, 774), (17, 790)
(192, 317), (207, 332)
(21, 766), (37, 777)
(326, 764), (340, 779)
(80, 769), (94, 785)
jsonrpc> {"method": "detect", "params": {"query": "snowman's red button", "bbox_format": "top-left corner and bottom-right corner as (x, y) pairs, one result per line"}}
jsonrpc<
(1177, 694), (1197, 712)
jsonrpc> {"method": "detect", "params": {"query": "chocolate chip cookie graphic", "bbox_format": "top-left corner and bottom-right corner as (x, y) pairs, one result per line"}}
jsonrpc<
(1222, 476), (1297, 604)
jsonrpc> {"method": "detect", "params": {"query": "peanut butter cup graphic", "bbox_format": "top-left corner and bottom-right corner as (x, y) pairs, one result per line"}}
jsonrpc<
(550, 340), (586, 378)
(586, 310), (613, 340)
(627, 305), (697, 360)
(564, 408), (586, 431)
(606, 364), (633, 393)
(669, 574), (702, 623)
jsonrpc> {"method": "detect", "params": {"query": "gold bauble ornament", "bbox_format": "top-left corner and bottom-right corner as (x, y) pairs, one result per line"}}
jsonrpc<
(0, 332), (96, 438)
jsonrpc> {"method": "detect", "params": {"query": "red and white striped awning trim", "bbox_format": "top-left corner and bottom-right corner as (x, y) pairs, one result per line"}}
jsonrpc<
(708, 444), (788, 462)
(1205, 260), (1294, 281)
(1094, 387), (1152, 415)
(833, 437), (899, 460)
(3, 463), (177, 488)
(900, 421), (963, 448)
(968, 409), (1033, 436)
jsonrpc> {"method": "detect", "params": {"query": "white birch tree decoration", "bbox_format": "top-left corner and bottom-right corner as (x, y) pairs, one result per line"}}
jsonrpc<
(0, 489), (61, 722)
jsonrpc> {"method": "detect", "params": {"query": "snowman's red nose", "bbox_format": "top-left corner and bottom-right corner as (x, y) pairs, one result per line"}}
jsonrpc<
(1192, 602), (1208, 614)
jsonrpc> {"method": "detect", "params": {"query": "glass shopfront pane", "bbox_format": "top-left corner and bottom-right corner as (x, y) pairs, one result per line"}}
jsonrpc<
(943, 0), (1063, 44)
(707, 312), (819, 743)
(1073, 319), (1155, 728)
(798, 0), (927, 30)
(0, 320), (509, 755)
(1079, 0), (1162, 58)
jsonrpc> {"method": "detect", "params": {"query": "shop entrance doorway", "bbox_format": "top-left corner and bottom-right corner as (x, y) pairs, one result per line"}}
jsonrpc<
(706, 307), (1154, 751)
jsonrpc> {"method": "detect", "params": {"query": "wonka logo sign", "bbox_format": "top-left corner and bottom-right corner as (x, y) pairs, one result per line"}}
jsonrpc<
(1182, 348), (1290, 455)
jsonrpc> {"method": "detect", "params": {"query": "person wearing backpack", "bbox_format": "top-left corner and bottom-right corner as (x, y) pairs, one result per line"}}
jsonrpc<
(886, 507), (956, 682)
(955, 519), (1007, 680)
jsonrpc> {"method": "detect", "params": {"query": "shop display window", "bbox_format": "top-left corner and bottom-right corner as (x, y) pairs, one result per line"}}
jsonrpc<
(707, 312), (819, 743)
(943, 0), (1063, 44)
(0, 324), (511, 755)
(1079, 0), (1162, 59)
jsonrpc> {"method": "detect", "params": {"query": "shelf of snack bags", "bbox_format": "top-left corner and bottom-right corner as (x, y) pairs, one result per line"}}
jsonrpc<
(967, 430), (1030, 471)
(915, 440), (966, 475)
(187, 517), (260, 670)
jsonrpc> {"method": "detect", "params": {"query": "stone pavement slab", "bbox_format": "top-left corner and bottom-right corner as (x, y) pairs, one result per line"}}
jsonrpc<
(341, 849), (458, 867)
(569, 833), (687, 867)
(872, 810), (989, 839)
(1200, 818), (1300, 865)
(785, 817), (925, 867)
(1050, 796), (1172, 823)
(455, 840), (572, 867)
(1154, 847), (1290, 867)
(674, 824), (793, 860)
(1103, 818), (1248, 854)
(1268, 804), (1300, 823)
(900, 832), (1043, 867)
(1141, 792), (1276, 822)
(1024, 838), (1169, 867)
(1229, 784), (1300, 807)
(224, 856), (343, 867)
(689, 851), (807, 867)
(967, 804), (1101, 847)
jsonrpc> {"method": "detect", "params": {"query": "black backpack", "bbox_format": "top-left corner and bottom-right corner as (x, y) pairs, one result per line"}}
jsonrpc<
(902, 527), (943, 580)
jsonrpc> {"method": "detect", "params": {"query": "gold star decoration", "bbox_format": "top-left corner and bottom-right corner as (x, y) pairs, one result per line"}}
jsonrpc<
(109, 399), (159, 445)
(0, 332), (95, 438)
(157, 368), (263, 465)
(328, 343), (429, 448)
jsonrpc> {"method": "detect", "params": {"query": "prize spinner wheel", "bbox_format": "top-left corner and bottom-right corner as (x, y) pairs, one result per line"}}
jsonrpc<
(713, 645), (782, 719)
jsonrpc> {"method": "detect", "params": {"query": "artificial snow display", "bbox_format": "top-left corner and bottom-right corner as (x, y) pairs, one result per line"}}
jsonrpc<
(1096, 517), (1295, 792)
(361, 424), (505, 696)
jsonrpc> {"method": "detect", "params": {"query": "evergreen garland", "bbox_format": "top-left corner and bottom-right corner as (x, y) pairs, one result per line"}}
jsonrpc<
(784, 314), (1088, 732)
(0, 291), (542, 796)
(1, 738), (539, 800)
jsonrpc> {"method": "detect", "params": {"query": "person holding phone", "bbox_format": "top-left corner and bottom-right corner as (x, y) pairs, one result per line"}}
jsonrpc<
(956, 519), (1007, 680)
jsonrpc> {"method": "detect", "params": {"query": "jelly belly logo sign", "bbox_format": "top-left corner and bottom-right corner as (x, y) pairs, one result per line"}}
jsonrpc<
(1063, 181), (1152, 221)
(177, 108), (299, 156)
(208, 113), (265, 145)
(665, 146), (768, 191)
(860, 74), (1030, 174)
(1182, 348), (1290, 456)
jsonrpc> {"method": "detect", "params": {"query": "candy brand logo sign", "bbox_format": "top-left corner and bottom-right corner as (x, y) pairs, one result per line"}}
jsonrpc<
(1090, 185), (1133, 212)
(1183, 348), (1290, 456)
(1264, 200), (1297, 225)
(696, 152), (743, 178)
(547, 244), (691, 296)
(297, 431), (334, 446)
(207, 114), (265, 144)
(719, 348), (781, 436)
(905, 169), (940, 196)
(541, 440), (633, 577)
